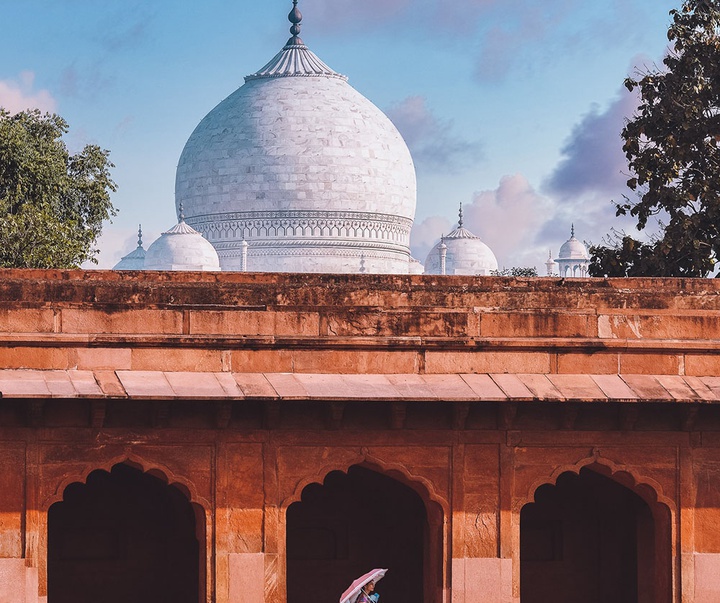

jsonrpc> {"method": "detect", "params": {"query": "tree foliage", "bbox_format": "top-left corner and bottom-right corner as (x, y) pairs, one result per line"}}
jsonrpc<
(0, 109), (117, 268)
(491, 266), (539, 277)
(590, 0), (720, 277)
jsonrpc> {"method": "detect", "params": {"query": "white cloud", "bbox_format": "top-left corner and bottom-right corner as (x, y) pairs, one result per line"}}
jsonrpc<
(0, 71), (56, 114)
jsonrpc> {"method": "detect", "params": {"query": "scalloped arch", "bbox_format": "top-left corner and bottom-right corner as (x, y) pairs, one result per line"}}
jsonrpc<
(45, 452), (211, 511)
(519, 449), (675, 514)
(281, 449), (449, 516)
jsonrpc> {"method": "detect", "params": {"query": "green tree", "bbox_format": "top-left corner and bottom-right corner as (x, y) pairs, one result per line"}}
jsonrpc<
(491, 266), (539, 277)
(590, 0), (720, 277)
(0, 109), (117, 268)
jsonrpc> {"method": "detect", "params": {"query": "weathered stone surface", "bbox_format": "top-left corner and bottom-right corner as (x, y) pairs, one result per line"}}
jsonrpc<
(0, 271), (719, 602)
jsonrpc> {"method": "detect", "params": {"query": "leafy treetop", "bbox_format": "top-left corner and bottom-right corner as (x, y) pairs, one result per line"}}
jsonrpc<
(0, 109), (117, 268)
(589, 0), (720, 277)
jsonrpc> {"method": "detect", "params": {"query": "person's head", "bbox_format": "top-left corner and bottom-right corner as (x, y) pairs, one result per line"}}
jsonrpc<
(365, 581), (375, 593)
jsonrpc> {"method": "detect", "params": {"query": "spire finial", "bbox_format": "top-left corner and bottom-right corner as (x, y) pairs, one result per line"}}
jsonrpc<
(178, 204), (185, 223)
(458, 203), (464, 228)
(571, 223), (575, 238)
(287, 0), (303, 45)
(137, 224), (143, 249)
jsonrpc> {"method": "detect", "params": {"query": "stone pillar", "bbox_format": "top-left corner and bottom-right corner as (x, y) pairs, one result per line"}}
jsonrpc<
(451, 444), (514, 603)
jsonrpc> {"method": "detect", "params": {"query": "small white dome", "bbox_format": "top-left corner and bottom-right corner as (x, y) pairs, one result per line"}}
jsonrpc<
(424, 226), (498, 276)
(408, 256), (425, 275)
(555, 226), (590, 278)
(114, 226), (146, 270)
(557, 228), (589, 261)
(145, 220), (220, 271)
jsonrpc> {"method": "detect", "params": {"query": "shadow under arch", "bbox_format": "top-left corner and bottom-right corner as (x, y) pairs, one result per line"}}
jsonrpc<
(285, 462), (446, 603)
(48, 461), (207, 603)
(520, 462), (672, 603)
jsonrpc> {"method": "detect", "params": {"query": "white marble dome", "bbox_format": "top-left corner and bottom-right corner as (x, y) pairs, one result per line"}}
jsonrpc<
(144, 219), (220, 271)
(424, 213), (498, 276)
(175, 8), (416, 274)
(558, 235), (589, 260)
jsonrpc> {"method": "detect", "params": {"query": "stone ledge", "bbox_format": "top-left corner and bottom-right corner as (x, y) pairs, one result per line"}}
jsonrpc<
(0, 370), (718, 403)
(1, 333), (720, 353)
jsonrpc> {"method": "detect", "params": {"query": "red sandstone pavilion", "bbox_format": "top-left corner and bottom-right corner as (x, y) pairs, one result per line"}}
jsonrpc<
(0, 269), (719, 603)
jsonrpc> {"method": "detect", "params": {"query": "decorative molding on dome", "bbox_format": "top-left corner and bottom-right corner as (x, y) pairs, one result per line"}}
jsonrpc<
(186, 210), (413, 246)
(214, 238), (409, 253)
(218, 245), (410, 260)
(245, 43), (347, 82)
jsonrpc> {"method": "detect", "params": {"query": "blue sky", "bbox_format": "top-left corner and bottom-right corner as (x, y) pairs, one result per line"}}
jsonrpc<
(0, 0), (679, 271)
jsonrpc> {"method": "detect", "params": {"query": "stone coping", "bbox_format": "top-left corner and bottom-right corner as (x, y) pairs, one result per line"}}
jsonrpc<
(0, 370), (718, 403)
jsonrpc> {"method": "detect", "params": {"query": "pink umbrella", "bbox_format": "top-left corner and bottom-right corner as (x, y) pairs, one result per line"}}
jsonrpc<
(339, 569), (388, 603)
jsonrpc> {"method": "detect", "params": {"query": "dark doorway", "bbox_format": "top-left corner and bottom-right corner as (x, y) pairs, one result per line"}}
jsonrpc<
(286, 465), (428, 603)
(520, 467), (670, 603)
(48, 463), (202, 603)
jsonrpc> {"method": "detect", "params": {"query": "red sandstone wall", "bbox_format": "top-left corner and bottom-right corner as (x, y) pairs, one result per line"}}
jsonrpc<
(0, 271), (718, 602)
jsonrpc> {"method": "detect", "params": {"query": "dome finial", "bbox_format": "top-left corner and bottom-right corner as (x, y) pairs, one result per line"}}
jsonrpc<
(178, 203), (185, 223)
(458, 203), (464, 228)
(571, 223), (575, 238)
(137, 224), (143, 249)
(287, 0), (304, 45)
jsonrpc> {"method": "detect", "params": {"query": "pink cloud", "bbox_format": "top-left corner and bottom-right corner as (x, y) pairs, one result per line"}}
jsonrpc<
(0, 72), (56, 114)
(410, 175), (554, 270)
(464, 174), (554, 267)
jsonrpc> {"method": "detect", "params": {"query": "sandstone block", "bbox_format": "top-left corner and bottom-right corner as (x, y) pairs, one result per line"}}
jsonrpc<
(61, 308), (183, 335)
(425, 351), (550, 375)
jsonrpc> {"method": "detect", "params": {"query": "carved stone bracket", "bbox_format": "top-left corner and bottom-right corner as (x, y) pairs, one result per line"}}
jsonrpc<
(498, 402), (518, 430)
(681, 406), (700, 432)
(151, 401), (171, 428)
(619, 405), (640, 431)
(561, 405), (579, 430)
(264, 401), (281, 430)
(453, 402), (471, 430)
(90, 400), (107, 429)
(215, 401), (233, 429)
(325, 402), (346, 430)
(390, 402), (407, 430)
(28, 400), (44, 427)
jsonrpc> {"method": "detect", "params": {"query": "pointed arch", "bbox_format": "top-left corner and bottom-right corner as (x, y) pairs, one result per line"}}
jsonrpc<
(47, 460), (208, 603)
(518, 449), (675, 603)
(519, 449), (675, 515)
(44, 451), (211, 511)
(280, 448), (449, 517)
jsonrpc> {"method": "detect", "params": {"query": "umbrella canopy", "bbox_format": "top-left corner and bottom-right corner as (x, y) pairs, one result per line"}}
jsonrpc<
(339, 569), (387, 603)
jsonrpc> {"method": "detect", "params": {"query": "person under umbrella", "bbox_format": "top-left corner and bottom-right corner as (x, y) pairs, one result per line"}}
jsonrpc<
(356, 580), (379, 603)
(339, 569), (387, 603)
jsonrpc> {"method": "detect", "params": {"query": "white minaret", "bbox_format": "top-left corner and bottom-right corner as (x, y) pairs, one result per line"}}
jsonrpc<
(545, 250), (556, 276)
(241, 239), (249, 272)
(439, 236), (447, 275)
